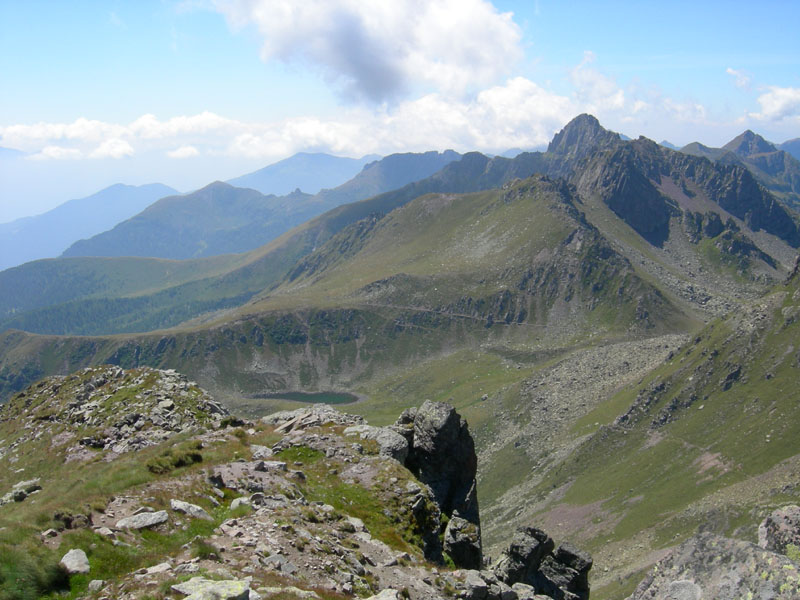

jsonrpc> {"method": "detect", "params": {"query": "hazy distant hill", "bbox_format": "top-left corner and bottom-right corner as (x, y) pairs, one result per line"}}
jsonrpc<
(781, 138), (800, 160)
(62, 150), (461, 260)
(227, 151), (379, 195)
(0, 183), (175, 271)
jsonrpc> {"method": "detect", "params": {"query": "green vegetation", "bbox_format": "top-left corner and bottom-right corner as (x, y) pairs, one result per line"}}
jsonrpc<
(145, 440), (204, 474)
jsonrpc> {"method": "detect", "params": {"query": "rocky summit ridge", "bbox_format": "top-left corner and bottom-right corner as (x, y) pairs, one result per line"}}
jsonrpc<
(0, 366), (596, 600)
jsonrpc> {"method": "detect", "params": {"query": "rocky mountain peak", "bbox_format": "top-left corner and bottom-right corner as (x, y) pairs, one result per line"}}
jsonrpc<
(723, 129), (778, 157)
(547, 113), (620, 161)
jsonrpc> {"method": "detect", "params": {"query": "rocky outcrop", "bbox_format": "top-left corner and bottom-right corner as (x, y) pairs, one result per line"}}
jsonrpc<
(627, 532), (800, 600)
(444, 516), (482, 570)
(0, 365), (228, 463)
(493, 527), (592, 600)
(0, 478), (41, 506)
(758, 504), (800, 555)
(404, 401), (479, 525)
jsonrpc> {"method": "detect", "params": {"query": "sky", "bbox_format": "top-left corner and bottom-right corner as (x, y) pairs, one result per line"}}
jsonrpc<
(1, 0), (799, 223)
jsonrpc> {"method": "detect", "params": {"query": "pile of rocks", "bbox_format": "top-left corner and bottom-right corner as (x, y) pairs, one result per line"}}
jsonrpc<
(0, 365), (228, 463)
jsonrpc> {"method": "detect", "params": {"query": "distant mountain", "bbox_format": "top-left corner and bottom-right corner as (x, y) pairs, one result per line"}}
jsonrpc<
(779, 138), (800, 161)
(62, 150), (461, 260)
(227, 152), (379, 195)
(0, 183), (175, 271)
(722, 130), (777, 156)
(547, 113), (620, 163)
(659, 140), (679, 150)
(682, 132), (800, 210)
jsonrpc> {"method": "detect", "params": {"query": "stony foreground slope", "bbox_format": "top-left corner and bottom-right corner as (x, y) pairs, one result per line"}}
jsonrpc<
(0, 367), (595, 600)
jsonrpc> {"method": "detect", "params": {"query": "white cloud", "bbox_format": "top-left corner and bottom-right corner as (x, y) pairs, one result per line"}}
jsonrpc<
(570, 51), (625, 113)
(130, 111), (241, 139)
(89, 138), (135, 159)
(749, 86), (800, 121)
(726, 67), (751, 90)
(167, 145), (201, 158)
(27, 145), (84, 160)
(1, 118), (125, 148)
(213, 0), (522, 102)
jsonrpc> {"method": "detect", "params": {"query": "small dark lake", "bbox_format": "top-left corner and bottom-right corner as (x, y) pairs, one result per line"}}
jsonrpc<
(253, 391), (358, 405)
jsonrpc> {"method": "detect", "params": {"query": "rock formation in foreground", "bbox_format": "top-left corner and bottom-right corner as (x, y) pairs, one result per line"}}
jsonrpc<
(0, 367), (591, 600)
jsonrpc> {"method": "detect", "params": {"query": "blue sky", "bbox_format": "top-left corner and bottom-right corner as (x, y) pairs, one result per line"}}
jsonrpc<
(1, 0), (799, 222)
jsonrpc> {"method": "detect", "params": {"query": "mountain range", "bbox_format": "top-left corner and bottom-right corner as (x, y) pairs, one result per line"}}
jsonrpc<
(0, 183), (175, 271)
(681, 130), (800, 210)
(61, 150), (460, 260)
(1, 114), (800, 599)
(227, 151), (379, 195)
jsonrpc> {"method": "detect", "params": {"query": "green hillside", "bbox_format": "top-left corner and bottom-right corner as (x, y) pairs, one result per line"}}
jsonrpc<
(479, 264), (800, 599)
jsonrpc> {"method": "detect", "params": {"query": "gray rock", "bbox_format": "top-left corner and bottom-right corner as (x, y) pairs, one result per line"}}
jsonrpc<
(406, 401), (480, 525)
(170, 499), (213, 521)
(365, 591), (400, 600)
(628, 532), (800, 600)
(60, 548), (90, 574)
(758, 504), (800, 555)
(463, 570), (488, 600)
(116, 510), (168, 530)
(531, 543), (592, 600)
(250, 445), (273, 460)
(88, 579), (104, 592)
(230, 497), (251, 511)
(344, 424), (409, 462)
(172, 576), (251, 600)
(493, 527), (555, 586)
(444, 516), (482, 570)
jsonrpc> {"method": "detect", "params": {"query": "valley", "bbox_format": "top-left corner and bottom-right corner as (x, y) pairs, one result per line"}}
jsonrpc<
(1, 115), (800, 599)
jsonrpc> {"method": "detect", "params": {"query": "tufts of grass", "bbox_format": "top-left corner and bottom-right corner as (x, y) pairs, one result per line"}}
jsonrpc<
(0, 547), (69, 600)
(145, 441), (204, 474)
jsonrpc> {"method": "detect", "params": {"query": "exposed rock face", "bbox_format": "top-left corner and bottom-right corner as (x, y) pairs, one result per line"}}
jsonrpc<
(548, 114), (621, 163)
(628, 532), (800, 600)
(493, 527), (592, 600)
(60, 548), (90, 574)
(444, 516), (482, 570)
(405, 400), (479, 525)
(758, 504), (800, 554)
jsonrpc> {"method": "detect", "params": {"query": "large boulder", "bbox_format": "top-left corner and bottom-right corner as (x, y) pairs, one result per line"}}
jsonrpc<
(116, 510), (169, 530)
(171, 577), (251, 600)
(494, 528), (592, 600)
(404, 401), (479, 525)
(60, 548), (90, 574)
(493, 527), (555, 587)
(531, 544), (592, 600)
(170, 499), (213, 521)
(758, 504), (800, 555)
(628, 532), (800, 600)
(343, 424), (410, 463)
(444, 516), (482, 570)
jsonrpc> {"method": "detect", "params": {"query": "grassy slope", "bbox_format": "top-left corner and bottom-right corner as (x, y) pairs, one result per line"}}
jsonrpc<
(0, 177), (691, 404)
(501, 273), (800, 599)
